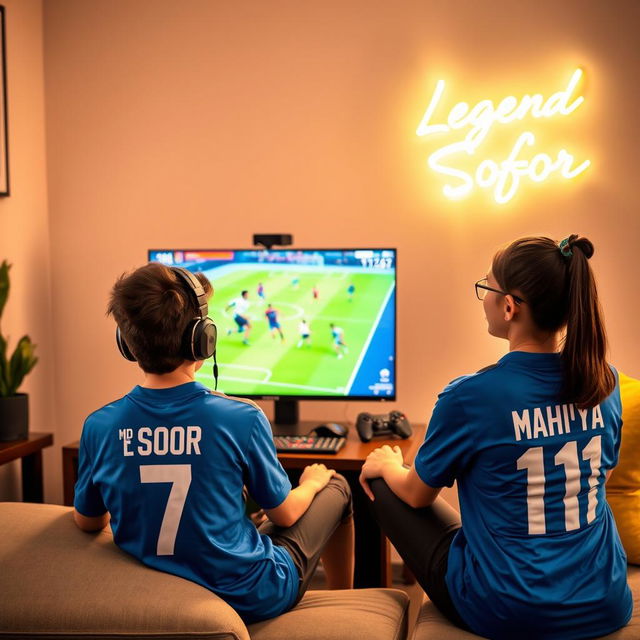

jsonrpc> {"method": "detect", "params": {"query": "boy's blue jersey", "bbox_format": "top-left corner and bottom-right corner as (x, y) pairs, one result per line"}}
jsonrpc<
(415, 351), (632, 640)
(74, 382), (299, 623)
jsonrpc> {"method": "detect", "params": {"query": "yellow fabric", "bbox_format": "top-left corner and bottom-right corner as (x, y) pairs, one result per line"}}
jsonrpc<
(608, 372), (640, 565)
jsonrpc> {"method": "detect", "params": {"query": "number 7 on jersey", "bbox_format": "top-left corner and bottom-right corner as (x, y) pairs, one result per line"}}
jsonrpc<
(140, 464), (192, 555)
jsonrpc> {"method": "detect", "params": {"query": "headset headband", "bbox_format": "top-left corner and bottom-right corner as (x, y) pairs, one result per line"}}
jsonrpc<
(172, 267), (209, 318)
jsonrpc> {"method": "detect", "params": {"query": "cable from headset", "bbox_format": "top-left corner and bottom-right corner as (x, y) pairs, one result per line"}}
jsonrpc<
(212, 350), (219, 391)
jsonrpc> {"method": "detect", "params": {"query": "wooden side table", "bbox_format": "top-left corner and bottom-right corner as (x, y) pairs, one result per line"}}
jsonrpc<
(0, 432), (54, 503)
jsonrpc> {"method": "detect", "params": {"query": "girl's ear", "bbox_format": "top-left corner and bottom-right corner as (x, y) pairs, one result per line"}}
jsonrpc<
(503, 294), (518, 321)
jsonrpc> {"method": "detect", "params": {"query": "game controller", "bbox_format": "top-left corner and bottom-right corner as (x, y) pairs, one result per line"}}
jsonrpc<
(355, 410), (412, 442)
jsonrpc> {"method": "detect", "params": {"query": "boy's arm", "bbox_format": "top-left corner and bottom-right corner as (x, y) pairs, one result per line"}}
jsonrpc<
(265, 464), (335, 528)
(74, 425), (109, 529)
(73, 508), (110, 532)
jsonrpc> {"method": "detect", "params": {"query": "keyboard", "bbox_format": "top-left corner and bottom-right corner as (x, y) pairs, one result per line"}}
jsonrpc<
(273, 435), (346, 454)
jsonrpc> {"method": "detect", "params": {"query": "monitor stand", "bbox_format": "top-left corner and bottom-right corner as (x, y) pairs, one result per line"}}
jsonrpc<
(274, 399), (299, 425)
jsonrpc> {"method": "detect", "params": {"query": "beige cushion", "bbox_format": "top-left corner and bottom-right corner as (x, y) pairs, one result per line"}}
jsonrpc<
(248, 589), (408, 640)
(412, 566), (640, 640)
(0, 502), (408, 640)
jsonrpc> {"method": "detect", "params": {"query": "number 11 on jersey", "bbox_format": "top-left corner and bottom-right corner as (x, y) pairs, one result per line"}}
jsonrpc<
(517, 435), (602, 535)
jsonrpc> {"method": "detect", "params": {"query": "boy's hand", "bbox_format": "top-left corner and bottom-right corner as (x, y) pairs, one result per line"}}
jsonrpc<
(299, 463), (336, 493)
(249, 509), (267, 527)
(359, 445), (404, 500)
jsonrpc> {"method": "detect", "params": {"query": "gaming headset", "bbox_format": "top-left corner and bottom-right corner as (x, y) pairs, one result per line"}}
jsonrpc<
(115, 266), (219, 386)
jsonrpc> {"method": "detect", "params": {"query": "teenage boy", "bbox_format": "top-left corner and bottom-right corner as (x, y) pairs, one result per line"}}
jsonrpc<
(73, 263), (354, 623)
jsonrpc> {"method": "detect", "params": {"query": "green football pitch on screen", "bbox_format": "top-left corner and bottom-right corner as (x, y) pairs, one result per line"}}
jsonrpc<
(196, 268), (394, 397)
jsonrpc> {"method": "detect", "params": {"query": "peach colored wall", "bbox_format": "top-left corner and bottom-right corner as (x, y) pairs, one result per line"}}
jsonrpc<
(40, 0), (639, 504)
(0, 0), (55, 501)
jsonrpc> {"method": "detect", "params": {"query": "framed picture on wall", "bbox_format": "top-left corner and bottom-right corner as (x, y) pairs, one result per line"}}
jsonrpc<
(0, 5), (8, 197)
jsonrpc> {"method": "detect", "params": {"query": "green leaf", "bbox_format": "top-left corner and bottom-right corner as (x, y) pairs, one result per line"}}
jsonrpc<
(8, 335), (37, 395)
(0, 333), (6, 395)
(0, 262), (38, 396)
(0, 260), (10, 320)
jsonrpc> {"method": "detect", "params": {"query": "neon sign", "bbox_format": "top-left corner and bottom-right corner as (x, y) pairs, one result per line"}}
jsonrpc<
(416, 69), (590, 204)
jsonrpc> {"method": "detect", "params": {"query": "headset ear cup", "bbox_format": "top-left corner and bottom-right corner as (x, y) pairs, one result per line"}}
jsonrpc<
(190, 319), (217, 360)
(181, 319), (198, 360)
(202, 320), (217, 359)
(116, 327), (137, 362)
(182, 318), (217, 361)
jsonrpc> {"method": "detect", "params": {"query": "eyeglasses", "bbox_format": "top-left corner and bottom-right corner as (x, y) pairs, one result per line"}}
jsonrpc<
(475, 278), (525, 304)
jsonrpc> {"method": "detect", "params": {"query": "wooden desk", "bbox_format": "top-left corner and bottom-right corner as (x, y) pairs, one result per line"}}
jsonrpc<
(62, 422), (426, 588)
(0, 432), (54, 502)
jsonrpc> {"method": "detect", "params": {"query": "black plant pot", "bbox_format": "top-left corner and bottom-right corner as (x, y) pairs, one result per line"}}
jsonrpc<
(0, 393), (29, 441)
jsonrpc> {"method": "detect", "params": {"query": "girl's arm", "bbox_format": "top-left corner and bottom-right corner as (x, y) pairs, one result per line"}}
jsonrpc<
(359, 445), (441, 508)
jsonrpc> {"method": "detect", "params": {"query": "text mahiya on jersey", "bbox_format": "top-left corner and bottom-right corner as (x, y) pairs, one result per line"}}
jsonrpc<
(512, 403), (604, 442)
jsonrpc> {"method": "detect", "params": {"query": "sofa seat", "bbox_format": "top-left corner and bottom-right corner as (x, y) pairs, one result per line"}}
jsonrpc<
(412, 565), (640, 640)
(0, 502), (408, 640)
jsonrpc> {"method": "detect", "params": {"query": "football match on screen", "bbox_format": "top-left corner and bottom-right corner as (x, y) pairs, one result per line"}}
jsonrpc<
(149, 249), (396, 399)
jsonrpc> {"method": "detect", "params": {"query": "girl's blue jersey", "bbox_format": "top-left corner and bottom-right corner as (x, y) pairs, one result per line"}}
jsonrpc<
(415, 351), (632, 640)
(74, 382), (298, 623)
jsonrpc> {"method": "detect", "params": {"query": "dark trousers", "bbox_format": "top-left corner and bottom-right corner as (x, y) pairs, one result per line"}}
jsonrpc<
(369, 477), (470, 630)
(259, 474), (353, 604)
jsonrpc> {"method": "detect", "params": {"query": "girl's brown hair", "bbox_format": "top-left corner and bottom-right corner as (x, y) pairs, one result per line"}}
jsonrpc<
(491, 235), (614, 409)
(107, 263), (213, 374)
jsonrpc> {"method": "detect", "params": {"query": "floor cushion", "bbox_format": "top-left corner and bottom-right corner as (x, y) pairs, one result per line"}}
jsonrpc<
(412, 566), (640, 640)
(0, 502), (409, 640)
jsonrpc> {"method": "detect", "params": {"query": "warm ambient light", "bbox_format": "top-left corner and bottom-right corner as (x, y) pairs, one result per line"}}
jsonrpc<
(416, 68), (590, 204)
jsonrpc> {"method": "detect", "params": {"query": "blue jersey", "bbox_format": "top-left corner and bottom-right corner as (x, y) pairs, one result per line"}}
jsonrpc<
(74, 382), (298, 623)
(265, 309), (279, 328)
(415, 352), (632, 640)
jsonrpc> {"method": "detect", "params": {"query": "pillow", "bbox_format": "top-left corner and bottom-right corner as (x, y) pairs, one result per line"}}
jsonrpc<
(608, 372), (640, 565)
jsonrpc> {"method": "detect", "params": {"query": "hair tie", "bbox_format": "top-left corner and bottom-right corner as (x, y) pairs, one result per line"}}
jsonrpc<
(558, 237), (573, 258)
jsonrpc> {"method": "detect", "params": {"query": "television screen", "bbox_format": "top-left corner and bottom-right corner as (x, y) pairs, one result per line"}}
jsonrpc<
(148, 249), (396, 400)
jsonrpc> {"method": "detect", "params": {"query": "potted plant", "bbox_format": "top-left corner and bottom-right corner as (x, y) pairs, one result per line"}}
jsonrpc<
(0, 260), (38, 441)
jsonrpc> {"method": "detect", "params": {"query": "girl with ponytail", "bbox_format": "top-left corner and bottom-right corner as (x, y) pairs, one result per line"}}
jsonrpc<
(491, 234), (615, 409)
(360, 235), (632, 639)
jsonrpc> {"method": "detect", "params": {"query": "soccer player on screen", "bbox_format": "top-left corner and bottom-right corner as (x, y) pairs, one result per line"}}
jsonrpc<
(347, 284), (355, 302)
(297, 319), (311, 348)
(257, 282), (265, 303)
(225, 290), (252, 345)
(265, 304), (285, 342)
(312, 286), (319, 301)
(330, 323), (348, 359)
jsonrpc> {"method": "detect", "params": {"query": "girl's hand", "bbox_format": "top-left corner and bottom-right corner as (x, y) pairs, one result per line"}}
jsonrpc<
(359, 445), (404, 500)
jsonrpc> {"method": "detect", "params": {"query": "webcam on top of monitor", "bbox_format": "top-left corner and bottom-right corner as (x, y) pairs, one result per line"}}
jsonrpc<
(253, 234), (293, 250)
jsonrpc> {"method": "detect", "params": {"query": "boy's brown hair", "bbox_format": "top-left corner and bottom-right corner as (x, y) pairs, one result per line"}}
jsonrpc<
(107, 263), (213, 374)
